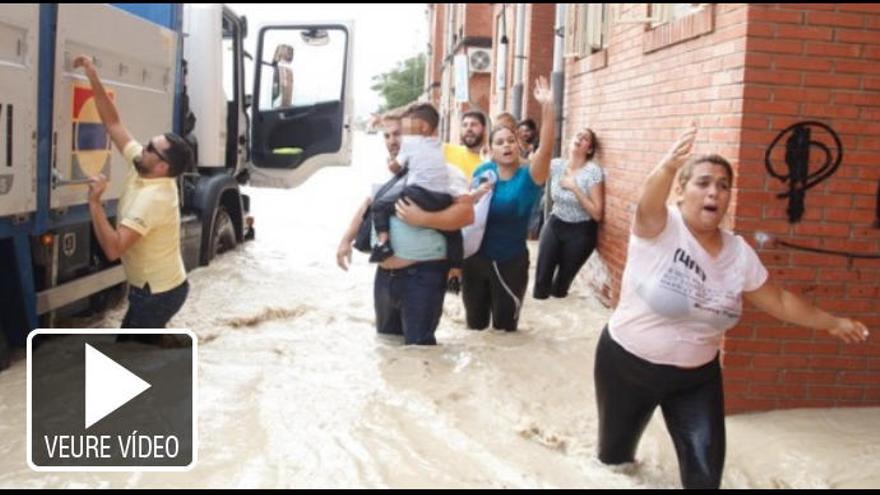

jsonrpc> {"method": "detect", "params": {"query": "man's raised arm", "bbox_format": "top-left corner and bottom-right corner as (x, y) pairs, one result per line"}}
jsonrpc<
(73, 55), (134, 153)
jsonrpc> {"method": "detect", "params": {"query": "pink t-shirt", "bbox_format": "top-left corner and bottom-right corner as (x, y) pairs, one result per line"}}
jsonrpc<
(608, 207), (768, 368)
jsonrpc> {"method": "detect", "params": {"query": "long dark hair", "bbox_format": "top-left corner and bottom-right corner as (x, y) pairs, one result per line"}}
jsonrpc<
(572, 128), (599, 161)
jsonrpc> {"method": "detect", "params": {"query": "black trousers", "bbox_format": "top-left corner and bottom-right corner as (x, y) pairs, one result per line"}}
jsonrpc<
(533, 215), (597, 299)
(594, 326), (726, 489)
(372, 184), (463, 267)
(461, 251), (529, 332)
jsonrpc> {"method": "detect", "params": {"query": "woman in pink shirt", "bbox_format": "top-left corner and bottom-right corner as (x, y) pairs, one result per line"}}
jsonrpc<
(595, 123), (870, 489)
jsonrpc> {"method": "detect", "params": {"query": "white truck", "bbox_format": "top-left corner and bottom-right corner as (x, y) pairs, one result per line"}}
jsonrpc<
(0, 4), (353, 367)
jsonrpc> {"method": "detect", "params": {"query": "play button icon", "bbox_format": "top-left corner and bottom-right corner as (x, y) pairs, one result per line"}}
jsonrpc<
(84, 344), (151, 429)
(27, 329), (196, 471)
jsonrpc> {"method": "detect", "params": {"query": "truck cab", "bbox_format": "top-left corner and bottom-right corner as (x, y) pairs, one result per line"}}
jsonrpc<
(179, 4), (353, 264)
(0, 4), (353, 366)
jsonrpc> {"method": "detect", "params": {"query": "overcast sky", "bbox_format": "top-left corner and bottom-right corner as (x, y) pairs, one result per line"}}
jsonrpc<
(226, 3), (428, 119)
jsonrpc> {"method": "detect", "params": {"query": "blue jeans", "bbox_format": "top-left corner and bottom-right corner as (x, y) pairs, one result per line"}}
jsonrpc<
(121, 280), (189, 329)
(373, 260), (448, 345)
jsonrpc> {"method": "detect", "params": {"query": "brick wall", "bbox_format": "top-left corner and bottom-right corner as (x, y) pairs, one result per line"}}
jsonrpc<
(427, 4), (493, 144)
(722, 3), (880, 413)
(426, 4), (445, 109)
(565, 3), (747, 308)
(464, 3), (493, 39)
(523, 4), (556, 123)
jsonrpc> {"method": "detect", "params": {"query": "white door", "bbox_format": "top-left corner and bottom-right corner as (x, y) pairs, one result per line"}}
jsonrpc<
(0, 5), (39, 217)
(248, 22), (353, 188)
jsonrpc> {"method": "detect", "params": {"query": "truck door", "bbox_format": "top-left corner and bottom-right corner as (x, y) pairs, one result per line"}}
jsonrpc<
(248, 23), (353, 189)
(0, 5), (38, 218)
(50, 4), (177, 210)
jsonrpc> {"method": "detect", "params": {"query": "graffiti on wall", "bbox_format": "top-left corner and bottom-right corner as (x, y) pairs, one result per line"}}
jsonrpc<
(760, 120), (880, 260)
(765, 121), (843, 223)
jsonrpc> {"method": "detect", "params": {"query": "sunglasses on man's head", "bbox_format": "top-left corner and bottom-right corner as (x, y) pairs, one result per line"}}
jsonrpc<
(146, 141), (171, 164)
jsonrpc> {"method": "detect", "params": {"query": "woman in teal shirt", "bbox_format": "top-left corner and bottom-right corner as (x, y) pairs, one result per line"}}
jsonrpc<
(462, 77), (557, 332)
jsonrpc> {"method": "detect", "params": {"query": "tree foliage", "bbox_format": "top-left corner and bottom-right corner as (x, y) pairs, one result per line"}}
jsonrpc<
(370, 53), (426, 113)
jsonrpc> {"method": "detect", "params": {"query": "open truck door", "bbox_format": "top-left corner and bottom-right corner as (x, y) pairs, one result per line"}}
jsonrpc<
(248, 23), (353, 189)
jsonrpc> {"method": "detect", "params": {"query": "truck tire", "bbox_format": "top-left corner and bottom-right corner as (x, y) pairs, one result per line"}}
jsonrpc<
(89, 282), (127, 314)
(210, 206), (237, 262)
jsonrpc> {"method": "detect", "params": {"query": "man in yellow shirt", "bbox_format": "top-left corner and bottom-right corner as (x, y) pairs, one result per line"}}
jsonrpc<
(443, 110), (486, 179)
(74, 55), (193, 329)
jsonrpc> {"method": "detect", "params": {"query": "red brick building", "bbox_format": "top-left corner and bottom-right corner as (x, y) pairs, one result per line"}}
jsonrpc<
(424, 4), (493, 143)
(425, 4), (558, 141)
(562, 3), (880, 413)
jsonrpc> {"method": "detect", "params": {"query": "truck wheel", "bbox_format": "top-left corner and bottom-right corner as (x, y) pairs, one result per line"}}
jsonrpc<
(89, 282), (127, 314)
(210, 206), (237, 260)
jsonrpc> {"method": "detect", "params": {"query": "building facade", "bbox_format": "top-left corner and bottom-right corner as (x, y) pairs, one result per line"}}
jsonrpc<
(427, 3), (880, 413)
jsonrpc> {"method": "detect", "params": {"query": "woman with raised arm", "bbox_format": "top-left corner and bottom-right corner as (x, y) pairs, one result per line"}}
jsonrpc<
(460, 76), (557, 332)
(594, 122), (870, 489)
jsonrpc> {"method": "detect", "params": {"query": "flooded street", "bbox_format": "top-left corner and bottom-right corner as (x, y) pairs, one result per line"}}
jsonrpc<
(1, 131), (878, 488)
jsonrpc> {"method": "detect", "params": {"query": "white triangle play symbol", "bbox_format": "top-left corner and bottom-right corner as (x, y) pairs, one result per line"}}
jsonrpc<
(85, 343), (151, 429)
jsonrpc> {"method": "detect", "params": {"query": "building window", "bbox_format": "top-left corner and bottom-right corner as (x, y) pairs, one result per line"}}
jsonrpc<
(564, 4), (608, 59)
(642, 3), (715, 54)
(650, 3), (708, 27)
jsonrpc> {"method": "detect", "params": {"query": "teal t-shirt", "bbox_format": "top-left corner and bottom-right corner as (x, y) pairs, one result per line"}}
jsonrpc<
(473, 162), (543, 262)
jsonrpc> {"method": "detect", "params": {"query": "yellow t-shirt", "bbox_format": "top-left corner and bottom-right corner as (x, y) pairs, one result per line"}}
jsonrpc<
(443, 143), (483, 180)
(117, 141), (186, 293)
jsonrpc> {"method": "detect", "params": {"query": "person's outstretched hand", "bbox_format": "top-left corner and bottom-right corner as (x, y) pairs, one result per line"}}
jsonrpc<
(72, 55), (97, 75)
(336, 240), (353, 271)
(87, 174), (107, 204)
(828, 317), (870, 344)
(661, 122), (697, 173)
(533, 76), (553, 106)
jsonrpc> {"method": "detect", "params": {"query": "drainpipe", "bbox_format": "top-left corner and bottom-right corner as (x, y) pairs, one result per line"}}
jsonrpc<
(551, 3), (566, 157)
(443, 5), (455, 141)
(511, 3), (527, 120)
(497, 5), (508, 114)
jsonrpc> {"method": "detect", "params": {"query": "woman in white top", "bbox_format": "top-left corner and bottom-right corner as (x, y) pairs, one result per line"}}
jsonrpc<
(533, 128), (604, 299)
(595, 123), (870, 489)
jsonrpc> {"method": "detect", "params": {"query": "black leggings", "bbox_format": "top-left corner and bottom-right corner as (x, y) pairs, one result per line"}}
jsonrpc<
(594, 326), (726, 489)
(533, 215), (597, 299)
(461, 251), (529, 331)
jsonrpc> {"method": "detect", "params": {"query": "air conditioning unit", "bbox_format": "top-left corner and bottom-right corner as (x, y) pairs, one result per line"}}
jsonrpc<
(467, 47), (492, 74)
